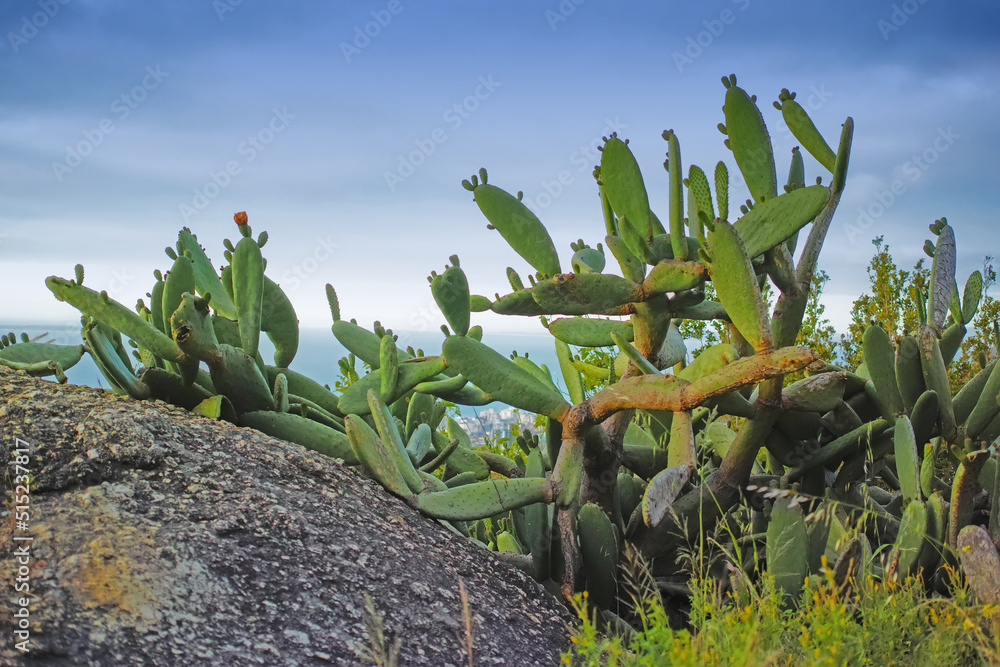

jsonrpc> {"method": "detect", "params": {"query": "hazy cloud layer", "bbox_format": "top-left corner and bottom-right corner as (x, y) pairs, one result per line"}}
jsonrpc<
(2, 0), (998, 335)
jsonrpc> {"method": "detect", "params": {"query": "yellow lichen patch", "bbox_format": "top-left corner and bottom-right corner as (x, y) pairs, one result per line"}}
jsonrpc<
(60, 492), (161, 624)
(65, 533), (155, 616)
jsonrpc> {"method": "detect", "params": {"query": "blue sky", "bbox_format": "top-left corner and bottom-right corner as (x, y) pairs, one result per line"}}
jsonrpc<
(2, 0), (999, 346)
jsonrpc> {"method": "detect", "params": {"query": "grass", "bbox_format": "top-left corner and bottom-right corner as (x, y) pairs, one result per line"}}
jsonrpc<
(562, 544), (1000, 666)
(359, 577), (477, 666)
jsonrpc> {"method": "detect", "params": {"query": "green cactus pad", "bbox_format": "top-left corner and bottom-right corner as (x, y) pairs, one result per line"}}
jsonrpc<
(641, 259), (707, 295)
(706, 220), (772, 352)
(714, 161), (729, 220)
(894, 415), (921, 504)
(894, 335), (925, 415)
(345, 414), (413, 499)
(415, 428), (459, 472)
(578, 503), (620, 610)
(148, 278), (166, 334)
(82, 321), (150, 398)
(472, 182), (561, 278)
(965, 357), (1000, 440)
(555, 339), (584, 405)
(240, 411), (356, 465)
(412, 373), (468, 396)
(413, 477), (555, 521)
(600, 136), (653, 244)
(404, 391), (436, 438)
(272, 372), (290, 412)
(367, 389), (424, 494)
(892, 498), (928, 579)
(938, 321), (966, 367)
(732, 185), (829, 259)
(261, 276), (299, 367)
(0, 341), (86, 373)
(774, 89), (836, 172)
(443, 335), (571, 420)
(863, 325), (904, 421)
(909, 389), (939, 449)
(207, 344), (274, 414)
(422, 383), (492, 406)
(331, 320), (410, 369)
(949, 450), (989, 550)
(490, 290), (548, 316)
(617, 471), (640, 522)
(547, 316), (633, 347)
(657, 322), (688, 370)
(532, 273), (642, 316)
(721, 76), (777, 203)
(920, 491), (948, 574)
(47, 276), (186, 363)
(954, 361), (996, 425)
(510, 354), (559, 390)
(962, 270), (983, 324)
(604, 234), (646, 283)
(470, 294), (492, 312)
(177, 227), (238, 318)
(379, 334), (399, 403)
(431, 260), (471, 336)
(686, 164), (715, 224)
(781, 372), (846, 413)
(664, 130), (687, 260)
(571, 246), (606, 274)
(553, 437), (583, 507)
(917, 324), (957, 440)
(674, 299), (729, 322)
(231, 236), (265, 359)
(162, 254), (196, 340)
(766, 495), (809, 604)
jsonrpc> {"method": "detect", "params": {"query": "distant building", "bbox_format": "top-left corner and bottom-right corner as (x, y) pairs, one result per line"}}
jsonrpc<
(455, 407), (538, 444)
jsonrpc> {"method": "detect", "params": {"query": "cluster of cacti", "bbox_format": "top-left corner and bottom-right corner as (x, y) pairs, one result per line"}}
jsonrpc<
(36, 74), (1000, 634)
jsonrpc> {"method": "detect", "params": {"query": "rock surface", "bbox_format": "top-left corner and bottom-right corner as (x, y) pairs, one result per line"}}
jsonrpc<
(0, 368), (575, 665)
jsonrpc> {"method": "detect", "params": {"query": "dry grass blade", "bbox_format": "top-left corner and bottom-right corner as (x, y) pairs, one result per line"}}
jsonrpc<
(359, 593), (401, 667)
(459, 578), (475, 667)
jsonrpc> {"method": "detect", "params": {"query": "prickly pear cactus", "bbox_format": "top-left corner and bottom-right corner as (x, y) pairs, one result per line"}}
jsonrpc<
(40, 74), (1000, 632)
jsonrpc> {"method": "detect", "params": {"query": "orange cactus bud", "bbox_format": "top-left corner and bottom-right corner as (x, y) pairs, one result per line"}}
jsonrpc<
(234, 211), (248, 226)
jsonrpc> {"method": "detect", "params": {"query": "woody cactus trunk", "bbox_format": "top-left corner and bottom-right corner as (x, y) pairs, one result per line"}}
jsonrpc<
(436, 74), (853, 597)
(40, 74), (1000, 627)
